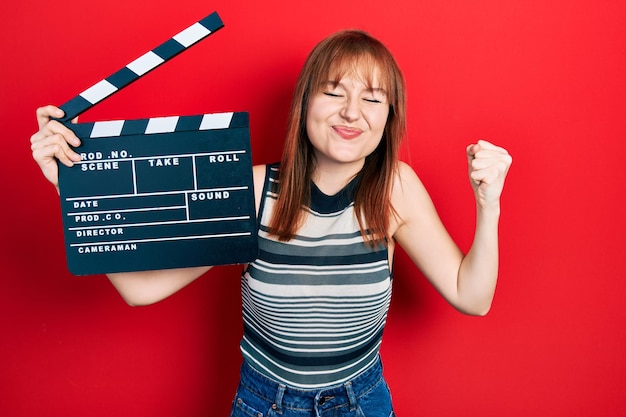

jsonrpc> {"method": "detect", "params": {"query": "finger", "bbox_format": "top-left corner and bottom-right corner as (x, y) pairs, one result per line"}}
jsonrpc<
(469, 171), (482, 186)
(470, 166), (503, 188)
(32, 143), (78, 168)
(471, 148), (512, 169)
(36, 105), (64, 129)
(470, 166), (493, 183)
(476, 139), (509, 154)
(472, 156), (512, 183)
(31, 133), (82, 165)
(31, 119), (81, 147)
(466, 143), (481, 160)
(471, 161), (511, 185)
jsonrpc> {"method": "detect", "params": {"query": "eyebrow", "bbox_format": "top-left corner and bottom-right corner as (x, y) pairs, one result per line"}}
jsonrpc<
(324, 81), (387, 95)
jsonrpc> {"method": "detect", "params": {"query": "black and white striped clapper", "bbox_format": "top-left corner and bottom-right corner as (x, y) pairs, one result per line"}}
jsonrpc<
(56, 11), (258, 276)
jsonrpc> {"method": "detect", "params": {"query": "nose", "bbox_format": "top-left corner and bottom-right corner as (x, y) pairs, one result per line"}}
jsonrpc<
(339, 96), (360, 122)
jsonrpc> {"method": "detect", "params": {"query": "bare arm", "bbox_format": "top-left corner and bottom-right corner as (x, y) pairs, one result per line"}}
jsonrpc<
(106, 164), (267, 305)
(106, 267), (211, 306)
(392, 141), (512, 315)
(31, 105), (266, 306)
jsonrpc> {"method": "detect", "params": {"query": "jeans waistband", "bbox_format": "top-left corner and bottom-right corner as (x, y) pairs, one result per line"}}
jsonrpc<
(239, 356), (384, 412)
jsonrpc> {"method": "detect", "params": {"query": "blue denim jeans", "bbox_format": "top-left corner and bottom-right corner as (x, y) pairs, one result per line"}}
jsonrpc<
(229, 356), (395, 417)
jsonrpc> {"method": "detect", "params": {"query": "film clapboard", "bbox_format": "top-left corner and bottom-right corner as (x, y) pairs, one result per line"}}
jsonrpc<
(56, 12), (258, 275)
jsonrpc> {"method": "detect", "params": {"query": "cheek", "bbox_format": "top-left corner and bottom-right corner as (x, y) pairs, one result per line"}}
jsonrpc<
(369, 109), (390, 134)
(305, 101), (324, 135)
(305, 105), (334, 141)
(305, 117), (320, 142)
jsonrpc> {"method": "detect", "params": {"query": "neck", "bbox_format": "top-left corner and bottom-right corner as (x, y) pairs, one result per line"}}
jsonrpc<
(311, 159), (364, 196)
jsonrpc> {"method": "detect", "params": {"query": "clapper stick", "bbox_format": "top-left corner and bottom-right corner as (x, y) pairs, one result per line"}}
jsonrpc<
(57, 12), (224, 123)
(55, 11), (258, 275)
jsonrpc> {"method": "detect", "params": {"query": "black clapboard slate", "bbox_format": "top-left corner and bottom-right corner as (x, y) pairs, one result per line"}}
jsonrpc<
(56, 12), (258, 275)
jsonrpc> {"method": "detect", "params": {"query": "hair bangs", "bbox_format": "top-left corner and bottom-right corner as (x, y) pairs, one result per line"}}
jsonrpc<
(309, 42), (397, 105)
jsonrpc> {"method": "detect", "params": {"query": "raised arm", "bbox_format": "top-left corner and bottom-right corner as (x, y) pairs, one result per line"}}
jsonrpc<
(392, 140), (512, 315)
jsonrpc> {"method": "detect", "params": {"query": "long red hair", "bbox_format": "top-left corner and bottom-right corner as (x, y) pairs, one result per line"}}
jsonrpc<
(268, 30), (407, 246)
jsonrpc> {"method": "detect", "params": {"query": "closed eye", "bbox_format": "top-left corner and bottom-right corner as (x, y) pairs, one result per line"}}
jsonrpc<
(323, 92), (342, 98)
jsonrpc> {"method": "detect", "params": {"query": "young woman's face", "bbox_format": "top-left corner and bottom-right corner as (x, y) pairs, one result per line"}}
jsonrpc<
(306, 66), (390, 173)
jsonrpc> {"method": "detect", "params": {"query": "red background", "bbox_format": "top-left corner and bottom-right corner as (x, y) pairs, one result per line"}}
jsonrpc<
(1, 0), (625, 415)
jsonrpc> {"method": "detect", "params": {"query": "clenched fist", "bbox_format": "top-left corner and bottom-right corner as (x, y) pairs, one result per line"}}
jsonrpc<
(466, 140), (512, 209)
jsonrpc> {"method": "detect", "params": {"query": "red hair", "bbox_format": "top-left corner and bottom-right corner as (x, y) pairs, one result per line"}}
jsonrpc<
(268, 30), (407, 246)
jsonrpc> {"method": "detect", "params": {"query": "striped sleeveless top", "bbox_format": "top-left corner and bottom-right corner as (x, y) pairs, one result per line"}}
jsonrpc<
(240, 164), (392, 389)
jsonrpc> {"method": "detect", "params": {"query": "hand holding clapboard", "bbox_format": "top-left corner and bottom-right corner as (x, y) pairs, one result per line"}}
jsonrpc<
(52, 12), (258, 275)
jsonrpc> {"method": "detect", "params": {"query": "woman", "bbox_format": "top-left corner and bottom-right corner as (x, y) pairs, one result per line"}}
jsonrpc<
(31, 30), (511, 416)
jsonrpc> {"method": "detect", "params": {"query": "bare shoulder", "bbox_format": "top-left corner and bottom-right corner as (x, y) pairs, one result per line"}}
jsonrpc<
(391, 161), (429, 204)
(390, 161), (435, 234)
